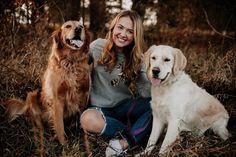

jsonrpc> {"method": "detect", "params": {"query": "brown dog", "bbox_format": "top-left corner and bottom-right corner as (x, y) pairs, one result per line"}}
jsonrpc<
(5, 19), (91, 155)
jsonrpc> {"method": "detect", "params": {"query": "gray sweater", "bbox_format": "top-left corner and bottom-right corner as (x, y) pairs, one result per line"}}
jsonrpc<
(89, 38), (151, 108)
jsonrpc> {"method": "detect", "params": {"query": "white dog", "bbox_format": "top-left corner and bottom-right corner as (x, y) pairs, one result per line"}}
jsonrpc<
(141, 45), (229, 155)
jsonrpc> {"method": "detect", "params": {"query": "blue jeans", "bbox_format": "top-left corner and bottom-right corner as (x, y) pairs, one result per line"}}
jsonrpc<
(90, 98), (152, 147)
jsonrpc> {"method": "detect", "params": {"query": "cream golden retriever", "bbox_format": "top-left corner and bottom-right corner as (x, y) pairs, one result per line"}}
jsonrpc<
(5, 19), (91, 155)
(139, 45), (230, 156)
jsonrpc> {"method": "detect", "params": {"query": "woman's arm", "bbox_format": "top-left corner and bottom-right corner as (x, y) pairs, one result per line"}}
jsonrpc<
(137, 63), (151, 98)
(89, 38), (107, 64)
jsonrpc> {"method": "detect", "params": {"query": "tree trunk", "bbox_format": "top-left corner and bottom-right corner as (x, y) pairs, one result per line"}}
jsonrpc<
(89, 0), (106, 40)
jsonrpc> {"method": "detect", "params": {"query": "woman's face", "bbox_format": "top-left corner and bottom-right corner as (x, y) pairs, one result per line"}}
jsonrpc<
(112, 16), (134, 52)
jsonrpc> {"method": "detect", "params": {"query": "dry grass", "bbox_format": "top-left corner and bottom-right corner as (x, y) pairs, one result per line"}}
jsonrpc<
(0, 19), (235, 157)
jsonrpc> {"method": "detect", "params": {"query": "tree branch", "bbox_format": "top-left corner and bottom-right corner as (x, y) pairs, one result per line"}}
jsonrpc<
(202, 8), (235, 40)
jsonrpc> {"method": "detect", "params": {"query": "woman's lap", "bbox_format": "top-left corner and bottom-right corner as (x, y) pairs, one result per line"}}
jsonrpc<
(85, 97), (152, 146)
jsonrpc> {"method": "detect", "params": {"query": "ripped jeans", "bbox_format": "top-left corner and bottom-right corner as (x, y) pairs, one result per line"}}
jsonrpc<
(84, 98), (152, 147)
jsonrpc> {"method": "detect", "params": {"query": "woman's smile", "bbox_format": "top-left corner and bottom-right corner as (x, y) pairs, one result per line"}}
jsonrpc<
(112, 16), (134, 52)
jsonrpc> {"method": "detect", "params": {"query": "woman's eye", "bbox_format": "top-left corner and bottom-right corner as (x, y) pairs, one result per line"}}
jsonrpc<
(164, 58), (170, 62)
(128, 30), (133, 34)
(117, 26), (123, 30)
(65, 25), (71, 28)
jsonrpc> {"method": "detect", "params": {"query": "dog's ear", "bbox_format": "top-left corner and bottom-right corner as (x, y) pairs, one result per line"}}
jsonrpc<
(144, 45), (155, 71)
(79, 17), (83, 25)
(84, 28), (91, 51)
(80, 28), (91, 54)
(173, 48), (187, 75)
(52, 28), (63, 49)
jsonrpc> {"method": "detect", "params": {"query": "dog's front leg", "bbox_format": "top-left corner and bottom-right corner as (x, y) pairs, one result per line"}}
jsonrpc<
(52, 99), (66, 144)
(142, 113), (165, 156)
(146, 118), (164, 154)
(159, 119), (179, 155)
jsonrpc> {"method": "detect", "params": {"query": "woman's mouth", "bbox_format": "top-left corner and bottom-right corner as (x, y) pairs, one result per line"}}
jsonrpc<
(117, 36), (126, 43)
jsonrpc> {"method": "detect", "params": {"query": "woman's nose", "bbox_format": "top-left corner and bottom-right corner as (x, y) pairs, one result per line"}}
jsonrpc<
(120, 30), (127, 37)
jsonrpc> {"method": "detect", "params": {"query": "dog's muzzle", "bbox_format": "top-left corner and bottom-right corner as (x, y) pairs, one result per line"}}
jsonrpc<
(152, 67), (160, 78)
(74, 27), (82, 40)
(65, 26), (85, 49)
(66, 39), (84, 49)
(151, 67), (170, 86)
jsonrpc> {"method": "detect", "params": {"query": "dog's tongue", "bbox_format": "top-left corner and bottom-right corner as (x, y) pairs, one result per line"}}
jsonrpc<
(151, 78), (161, 86)
(71, 40), (84, 48)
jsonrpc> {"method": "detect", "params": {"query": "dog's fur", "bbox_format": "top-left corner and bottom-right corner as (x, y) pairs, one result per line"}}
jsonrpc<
(5, 19), (91, 154)
(142, 45), (229, 155)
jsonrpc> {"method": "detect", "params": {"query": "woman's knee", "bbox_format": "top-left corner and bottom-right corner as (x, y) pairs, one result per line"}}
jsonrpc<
(80, 109), (105, 134)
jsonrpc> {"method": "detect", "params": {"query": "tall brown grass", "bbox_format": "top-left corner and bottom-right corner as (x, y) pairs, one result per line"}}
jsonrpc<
(0, 18), (235, 157)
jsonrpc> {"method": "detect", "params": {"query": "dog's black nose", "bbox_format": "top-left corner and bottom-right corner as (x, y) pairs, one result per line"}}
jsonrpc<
(152, 67), (160, 77)
(75, 27), (82, 34)
(74, 27), (82, 40)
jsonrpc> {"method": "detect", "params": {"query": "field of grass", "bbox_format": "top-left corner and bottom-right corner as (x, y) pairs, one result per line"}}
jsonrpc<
(0, 19), (235, 157)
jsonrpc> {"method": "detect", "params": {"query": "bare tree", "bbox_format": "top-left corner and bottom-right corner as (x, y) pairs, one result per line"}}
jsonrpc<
(131, 0), (154, 18)
(89, 0), (106, 40)
(46, 0), (81, 23)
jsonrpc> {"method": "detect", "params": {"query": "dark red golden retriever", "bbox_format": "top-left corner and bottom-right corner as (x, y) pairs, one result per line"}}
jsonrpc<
(5, 19), (91, 155)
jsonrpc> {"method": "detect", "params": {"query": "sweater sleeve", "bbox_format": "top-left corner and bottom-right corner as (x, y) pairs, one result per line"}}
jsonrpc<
(137, 62), (151, 98)
(89, 38), (107, 64)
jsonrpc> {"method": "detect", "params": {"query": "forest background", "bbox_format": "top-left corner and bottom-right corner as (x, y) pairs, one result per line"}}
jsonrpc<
(0, 0), (235, 156)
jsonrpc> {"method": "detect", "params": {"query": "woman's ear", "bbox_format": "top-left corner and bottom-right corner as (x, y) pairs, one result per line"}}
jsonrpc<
(51, 28), (63, 49)
(173, 48), (187, 75)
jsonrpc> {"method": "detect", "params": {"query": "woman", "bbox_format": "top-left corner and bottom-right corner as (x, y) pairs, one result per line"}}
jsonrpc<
(80, 10), (152, 156)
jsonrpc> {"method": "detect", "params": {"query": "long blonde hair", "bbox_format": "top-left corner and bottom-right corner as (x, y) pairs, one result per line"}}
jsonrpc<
(98, 10), (145, 96)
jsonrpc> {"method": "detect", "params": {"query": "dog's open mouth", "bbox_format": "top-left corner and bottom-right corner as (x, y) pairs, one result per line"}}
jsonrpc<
(66, 39), (84, 49)
(151, 72), (170, 86)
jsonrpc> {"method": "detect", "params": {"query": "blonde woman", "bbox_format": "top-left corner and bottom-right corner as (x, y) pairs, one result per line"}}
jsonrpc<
(80, 10), (152, 156)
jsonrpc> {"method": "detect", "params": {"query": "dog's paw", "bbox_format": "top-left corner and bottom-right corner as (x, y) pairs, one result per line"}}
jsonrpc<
(159, 148), (168, 157)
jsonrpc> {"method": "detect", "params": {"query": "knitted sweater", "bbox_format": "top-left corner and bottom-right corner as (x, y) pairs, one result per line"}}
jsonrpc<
(89, 38), (151, 108)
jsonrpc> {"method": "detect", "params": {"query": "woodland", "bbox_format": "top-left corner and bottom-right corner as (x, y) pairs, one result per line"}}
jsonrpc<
(0, 0), (235, 156)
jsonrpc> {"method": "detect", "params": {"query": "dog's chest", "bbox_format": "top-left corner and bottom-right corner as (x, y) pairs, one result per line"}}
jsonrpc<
(151, 86), (185, 120)
(61, 61), (90, 90)
(153, 104), (169, 120)
(44, 59), (90, 111)
(151, 96), (171, 121)
(59, 59), (89, 80)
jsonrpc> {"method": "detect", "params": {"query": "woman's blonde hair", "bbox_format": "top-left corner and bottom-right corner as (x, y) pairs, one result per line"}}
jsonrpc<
(98, 10), (145, 96)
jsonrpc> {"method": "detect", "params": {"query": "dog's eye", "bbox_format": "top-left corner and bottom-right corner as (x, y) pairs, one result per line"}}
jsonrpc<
(151, 56), (156, 60)
(164, 58), (170, 62)
(65, 25), (71, 28)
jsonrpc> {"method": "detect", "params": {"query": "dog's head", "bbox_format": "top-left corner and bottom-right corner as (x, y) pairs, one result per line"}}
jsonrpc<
(144, 45), (187, 86)
(52, 19), (89, 51)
